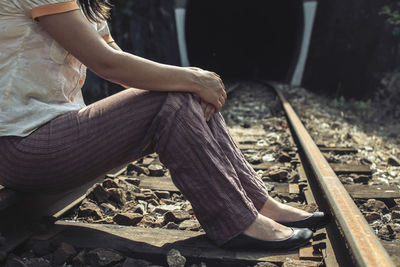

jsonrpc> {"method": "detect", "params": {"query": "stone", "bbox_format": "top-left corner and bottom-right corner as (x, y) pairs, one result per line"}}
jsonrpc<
(154, 190), (170, 199)
(166, 249), (186, 267)
(127, 164), (148, 176)
(32, 240), (52, 257)
(78, 200), (103, 220)
(163, 222), (179, 229)
(121, 177), (141, 187)
(148, 164), (164, 176)
(360, 158), (372, 165)
(131, 192), (152, 201)
(253, 262), (279, 267)
(283, 258), (321, 267)
(178, 220), (201, 231)
(122, 258), (150, 267)
(117, 179), (141, 193)
(87, 248), (124, 267)
(154, 205), (180, 214)
(392, 210), (400, 219)
(113, 213), (143, 226)
(102, 179), (119, 189)
(123, 202), (144, 214)
(107, 188), (126, 206)
(267, 170), (289, 182)
(52, 242), (77, 266)
(5, 256), (27, 267)
(363, 199), (389, 213)
(72, 250), (86, 267)
(388, 156), (400, 166)
(100, 203), (118, 216)
(278, 152), (291, 163)
(352, 175), (370, 184)
(164, 210), (191, 223)
(364, 212), (381, 222)
(87, 184), (110, 203)
(24, 258), (52, 267)
(382, 213), (392, 223)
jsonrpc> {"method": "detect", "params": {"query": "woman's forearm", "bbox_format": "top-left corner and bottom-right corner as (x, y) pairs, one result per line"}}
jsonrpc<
(98, 46), (199, 94)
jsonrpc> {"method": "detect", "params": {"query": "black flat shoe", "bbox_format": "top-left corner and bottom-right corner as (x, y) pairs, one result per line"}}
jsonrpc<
(222, 228), (313, 250)
(277, 212), (329, 230)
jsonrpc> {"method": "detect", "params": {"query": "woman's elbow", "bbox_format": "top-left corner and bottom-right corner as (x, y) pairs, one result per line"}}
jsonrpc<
(86, 50), (120, 82)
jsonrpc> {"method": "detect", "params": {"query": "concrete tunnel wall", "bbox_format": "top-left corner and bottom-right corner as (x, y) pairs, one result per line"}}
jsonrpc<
(175, 0), (316, 85)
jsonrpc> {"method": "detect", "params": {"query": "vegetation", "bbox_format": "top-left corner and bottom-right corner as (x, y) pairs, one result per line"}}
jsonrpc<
(380, 0), (400, 36)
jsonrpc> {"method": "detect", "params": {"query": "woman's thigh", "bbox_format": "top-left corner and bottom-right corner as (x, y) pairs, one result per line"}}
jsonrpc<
(0, 88), (168, 193)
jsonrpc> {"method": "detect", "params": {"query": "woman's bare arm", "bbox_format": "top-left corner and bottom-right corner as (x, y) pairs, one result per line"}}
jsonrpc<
(38, 10), (226, 111)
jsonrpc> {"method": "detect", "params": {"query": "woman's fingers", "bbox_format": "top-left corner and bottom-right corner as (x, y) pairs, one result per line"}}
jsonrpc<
(205, 103), (215, 121)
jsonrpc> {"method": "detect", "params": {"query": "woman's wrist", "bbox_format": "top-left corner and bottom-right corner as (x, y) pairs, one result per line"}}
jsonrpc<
(182, 67), (202, 95)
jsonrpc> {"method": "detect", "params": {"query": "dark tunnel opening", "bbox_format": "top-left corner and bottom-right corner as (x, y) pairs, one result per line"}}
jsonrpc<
(185, 0), (304, 81)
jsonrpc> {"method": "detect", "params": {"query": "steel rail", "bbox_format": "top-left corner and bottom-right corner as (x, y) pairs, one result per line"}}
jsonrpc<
(266, 83), (395, 267)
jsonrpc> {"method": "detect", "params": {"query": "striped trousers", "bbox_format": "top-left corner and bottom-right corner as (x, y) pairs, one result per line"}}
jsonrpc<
(0, 88), (268, 245)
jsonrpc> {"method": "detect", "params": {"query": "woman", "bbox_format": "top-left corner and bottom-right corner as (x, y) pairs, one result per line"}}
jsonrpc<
(0, 0), (327, 249)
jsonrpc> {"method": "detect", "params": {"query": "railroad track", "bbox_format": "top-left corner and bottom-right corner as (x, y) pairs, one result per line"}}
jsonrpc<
(0, 81), (399, 266)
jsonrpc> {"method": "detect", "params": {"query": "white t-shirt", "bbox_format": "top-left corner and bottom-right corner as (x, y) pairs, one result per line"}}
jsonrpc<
(0, 0), (113, 136)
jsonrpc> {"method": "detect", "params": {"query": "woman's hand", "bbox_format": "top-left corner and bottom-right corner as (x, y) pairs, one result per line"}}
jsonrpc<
(189, 67), (227, 113)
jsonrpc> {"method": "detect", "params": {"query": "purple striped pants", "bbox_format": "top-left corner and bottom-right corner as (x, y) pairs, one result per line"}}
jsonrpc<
(0, 88), (268, 245)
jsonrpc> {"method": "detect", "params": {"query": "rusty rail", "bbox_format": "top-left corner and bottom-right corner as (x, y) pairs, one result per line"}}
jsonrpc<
(267, 83), (395, 267)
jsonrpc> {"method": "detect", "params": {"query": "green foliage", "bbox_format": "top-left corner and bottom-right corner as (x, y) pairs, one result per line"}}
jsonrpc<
(380, 1), (400, 36)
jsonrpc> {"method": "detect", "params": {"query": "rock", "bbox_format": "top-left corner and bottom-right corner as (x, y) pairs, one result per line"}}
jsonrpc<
(360, 158), (372, 165)
(72, 250), (86, 267)
(87, 248), (124, 267)
(78, 200), (103, 220)
(121, 177), (141, 187)
(262, 154), (275, 162)
(178, 220), (201, 231)
(163, 222), (179, 229)
(102, 179), (119, 189)
(5, 256), (27, 267)
(248, 155), (262, 164)
(253, 262), (279, 267)
(382, 213), (392, 223)
(117, 179), (141, 193)
(52, 242), (77, 266)
(123, 202), (144, 214)
(113, 213), (143, 226)
(378, 224), (395, 240)
(166, 249), (186, 267)
(100, 203), (118, 216)
(388, 156), (400, 166)
(131, 192), (152, 201)
(32, 240), (52, 257)
(352, 175), (370, 184)
(283, 258), (321, 267)
(87, 184), (110, 203)
(363, 199), (389, 213)
(154, 190), (170, 199)
(164, 210), (191, 223)
(392, 210), (400, 219)
(154, 205), (180, 214)
(24, 258), (52, 267)
(127, 164), (149, 176)
(107, 188), (126, 206)
(364, 212), (381, 222)
(122, 258), (150, 267)
(148, 164), (164, 176)
(268, 170), (289, 182)
(137, 215), (156, 227)
(278, 152), (291, 163)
